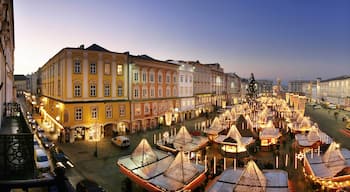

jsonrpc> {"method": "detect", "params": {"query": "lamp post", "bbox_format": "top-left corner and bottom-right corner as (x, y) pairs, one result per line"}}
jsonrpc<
(94, 140), (98, 157)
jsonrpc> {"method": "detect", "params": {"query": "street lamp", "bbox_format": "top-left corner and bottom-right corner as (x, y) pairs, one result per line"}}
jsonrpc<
(94, 140), (98, 157)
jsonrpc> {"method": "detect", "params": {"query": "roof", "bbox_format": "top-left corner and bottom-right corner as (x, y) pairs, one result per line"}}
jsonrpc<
(14, 75), (27, 81)
(305, 143), (350, 178)
(321, 75), (350, 82)
(85, 44), (111, 52)
(207, 160), (289, 192)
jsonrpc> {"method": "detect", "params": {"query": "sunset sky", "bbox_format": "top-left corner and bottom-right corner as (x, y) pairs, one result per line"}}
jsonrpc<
(14, 0), (350, 82)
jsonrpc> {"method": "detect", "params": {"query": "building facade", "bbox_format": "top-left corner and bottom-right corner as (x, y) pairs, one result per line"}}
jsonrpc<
(225, 73), (241, 106)
(40, 44), (130, 142)
(319, 75), (350, 107)
(256, 79), (273, 96)
(128, 55), (179, 132)
(288, 80), (310, 94)
(0, 0), (14, 124)
(191, 61), (214, 115)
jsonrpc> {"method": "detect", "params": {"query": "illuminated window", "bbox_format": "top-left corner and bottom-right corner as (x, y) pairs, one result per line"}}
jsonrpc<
(117, 64), (123, 75)
(119, 105), (125, 116)
(75, 107), (82, 120)
(105, 105), (112, 118)
(91, 107), (97, 119)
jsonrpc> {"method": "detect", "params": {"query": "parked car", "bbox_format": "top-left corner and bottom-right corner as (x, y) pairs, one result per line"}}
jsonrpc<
(76, 179), (105, 192)
(328, 104), (337, 109)
(34, 148), (50, 172)
(313, 105), (322, 109)
(111, 136), (130, 148)
(33, 137), (41, 149)
(41, 136), (55, 149)
(50, 146), (74, 168)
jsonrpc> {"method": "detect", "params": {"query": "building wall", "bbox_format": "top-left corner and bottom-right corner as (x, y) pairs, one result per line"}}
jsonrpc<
(0, 0), (15, 124)
(40, 47), (130, 141)
(129, 56), (179, 132)
(319, 76), (350, 106)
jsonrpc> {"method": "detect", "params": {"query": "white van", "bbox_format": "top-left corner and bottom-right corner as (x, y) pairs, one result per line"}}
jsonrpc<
(35, 148), (50, 172)
(111, 136), (130, 148)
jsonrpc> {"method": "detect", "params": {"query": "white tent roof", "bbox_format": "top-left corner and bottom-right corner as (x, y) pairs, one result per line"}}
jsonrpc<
(205, 117), (225, 135)
(131, 139), (158, 167)
(174, 126), (193, 145)
(305, 144), (350, 178)
(260, 121), (280, 140)
(164, 151), (198, 183)
(117, 139), (174, 180)
(322, 142), (346, 168)
(207, 161), (289, 192)
(235, 160), (267, 191)
(149, 151), (205, 191)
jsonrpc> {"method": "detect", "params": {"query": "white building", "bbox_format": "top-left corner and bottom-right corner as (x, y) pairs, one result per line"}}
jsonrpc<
(319, 75), (350, 107)
(168, 60), (195, 121)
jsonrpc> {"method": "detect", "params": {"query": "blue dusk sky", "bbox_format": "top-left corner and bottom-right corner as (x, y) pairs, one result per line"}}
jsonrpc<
(14, 0), (350, 82)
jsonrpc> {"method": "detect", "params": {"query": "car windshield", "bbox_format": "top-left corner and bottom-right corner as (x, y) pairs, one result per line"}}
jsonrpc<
(37, 155), (48, 162)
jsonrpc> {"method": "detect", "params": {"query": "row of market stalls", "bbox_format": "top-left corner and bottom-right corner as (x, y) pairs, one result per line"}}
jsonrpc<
(117, 96), (350, 191)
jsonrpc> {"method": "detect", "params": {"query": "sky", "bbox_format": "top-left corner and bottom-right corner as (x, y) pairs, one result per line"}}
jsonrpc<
(14, 0), (350, 82)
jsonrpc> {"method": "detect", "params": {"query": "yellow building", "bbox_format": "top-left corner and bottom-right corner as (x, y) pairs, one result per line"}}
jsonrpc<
(40, 44), (130, 142)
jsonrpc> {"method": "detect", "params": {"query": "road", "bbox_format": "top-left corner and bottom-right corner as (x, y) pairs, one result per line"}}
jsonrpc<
(305, 105), (350, 149)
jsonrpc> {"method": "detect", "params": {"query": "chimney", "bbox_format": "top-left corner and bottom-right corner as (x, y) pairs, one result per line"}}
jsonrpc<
(79, 44), (84, 49)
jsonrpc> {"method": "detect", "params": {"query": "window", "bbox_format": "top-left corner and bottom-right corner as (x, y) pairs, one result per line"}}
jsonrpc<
(117, 64), (123, 75)
(104, 63), (111, 75)
(134, 88), (139, 98)
(57, 62), (61, 76)
(173, 87), (177, 96)
(90, 84), (96, 97)
(57, 80), (61, 96)
(119, 105), (125, 116)
(104, 84), (110, 97)
(142, 88), (147, 98)
(134, 71), (139, 82)
(166, 87), (170, 97)
(105, 105), (112, 118)
(180, 75), (184, 82)
(158, 88), (162, 97)
(91, 107), (97, 119)
(144, 104), (150, 114)
(158, 73), (162, 83)
(142, 71), (147, 82)
(74, 84), (81, 97)
(166, 74), (170, 83)
(150, 73), (154, 82)
(75, 107), (82, 120)
(74, 60), (81, 73)
(150, 87), (155, 97)
(118, 85), (123, 96)
(173, 75), (176, 83)
(90, 63), (96, 74)
(189, 76), (192, 83)
(185, 76), (188, 83)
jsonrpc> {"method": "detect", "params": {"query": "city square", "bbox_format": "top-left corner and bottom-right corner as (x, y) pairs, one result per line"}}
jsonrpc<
(1, 0), (350, 192)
